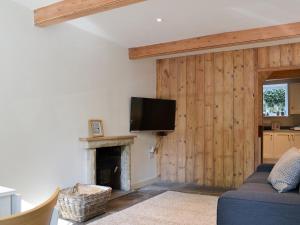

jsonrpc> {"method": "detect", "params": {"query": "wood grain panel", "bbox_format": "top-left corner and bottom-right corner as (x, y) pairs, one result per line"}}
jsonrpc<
(243, 49), (255, 179)
(186, 56), (197, 183)
(233, 50), (245, 187)
(176, 57), (187, 183)
(204, 53), (215, 186)
(213, 52), (225, 187)
(168, 58), (179, 182)
(293, 43), (300, 66)
(253, 50), (261, 168)
(194, 55), (205, 185)
(258, 43), (300, 70)
(158, 59), (170, 181)
(156, 60), (163, 178)
(280, 44), (292, 66)
(223, 51), (234, 188)
(269, 46), (281, 68)
(257, 47), (269, 69)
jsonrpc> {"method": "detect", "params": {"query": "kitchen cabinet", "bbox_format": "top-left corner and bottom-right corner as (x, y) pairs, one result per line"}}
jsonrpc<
(293, 133), (300, 148)
(263, 133), (274, 159)
(273, 133), (292, 158)
(263, 131), (300, 161)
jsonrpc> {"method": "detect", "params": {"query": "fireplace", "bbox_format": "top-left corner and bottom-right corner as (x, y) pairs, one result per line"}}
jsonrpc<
(80, 135), (135, 192)
(96, 146), (121, 190)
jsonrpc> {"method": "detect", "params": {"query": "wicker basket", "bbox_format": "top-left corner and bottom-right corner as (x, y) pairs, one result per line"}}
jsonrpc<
(58, 183), (112, 222)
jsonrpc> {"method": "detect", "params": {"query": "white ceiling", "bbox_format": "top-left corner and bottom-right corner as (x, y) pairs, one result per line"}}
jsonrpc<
(12, 0), (300, 48)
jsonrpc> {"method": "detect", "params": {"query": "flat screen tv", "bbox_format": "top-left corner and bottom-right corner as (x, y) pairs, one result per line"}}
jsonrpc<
(130, 97), (176, 132)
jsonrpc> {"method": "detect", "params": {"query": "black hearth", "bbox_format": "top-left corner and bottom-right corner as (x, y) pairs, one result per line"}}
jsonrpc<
(96, 146), (121, 190)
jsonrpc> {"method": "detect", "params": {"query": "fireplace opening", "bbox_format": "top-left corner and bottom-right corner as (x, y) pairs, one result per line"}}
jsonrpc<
(96, 146), (121, 190)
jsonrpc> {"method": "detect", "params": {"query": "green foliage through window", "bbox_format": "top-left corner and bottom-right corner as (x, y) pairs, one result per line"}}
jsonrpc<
(263, 84), (288, 117)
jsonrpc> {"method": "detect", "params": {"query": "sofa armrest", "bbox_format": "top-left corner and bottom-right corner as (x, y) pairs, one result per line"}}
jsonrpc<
(256, 164), (274, 172)
(217, 191), (300, 225)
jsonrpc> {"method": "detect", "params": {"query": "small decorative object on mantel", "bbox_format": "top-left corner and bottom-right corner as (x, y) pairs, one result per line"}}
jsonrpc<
(88, 119), (104, 137)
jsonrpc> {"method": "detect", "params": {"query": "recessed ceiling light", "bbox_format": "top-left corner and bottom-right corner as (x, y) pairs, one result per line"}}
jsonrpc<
(156, 18), (163, 23)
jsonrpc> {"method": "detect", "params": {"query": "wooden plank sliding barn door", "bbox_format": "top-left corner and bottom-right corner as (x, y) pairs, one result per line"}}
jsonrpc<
(157, 42), (300, 188)
(157, 49), (256, 188)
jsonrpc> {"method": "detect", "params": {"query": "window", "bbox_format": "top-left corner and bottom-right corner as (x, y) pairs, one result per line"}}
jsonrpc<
(263, 83), (288, 117)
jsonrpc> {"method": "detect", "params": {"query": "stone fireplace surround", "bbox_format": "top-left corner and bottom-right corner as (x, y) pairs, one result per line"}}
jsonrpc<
(79, 135), (136, 191)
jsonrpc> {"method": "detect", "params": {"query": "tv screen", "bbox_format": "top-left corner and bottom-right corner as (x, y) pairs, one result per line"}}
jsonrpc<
(130, 97), (176, 132)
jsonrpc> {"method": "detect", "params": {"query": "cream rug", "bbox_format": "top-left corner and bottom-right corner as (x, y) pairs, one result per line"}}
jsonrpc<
(88, 191), (218, 225)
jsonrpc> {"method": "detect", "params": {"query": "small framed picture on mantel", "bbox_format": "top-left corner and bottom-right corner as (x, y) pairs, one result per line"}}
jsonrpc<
(88, 119), (104, 137)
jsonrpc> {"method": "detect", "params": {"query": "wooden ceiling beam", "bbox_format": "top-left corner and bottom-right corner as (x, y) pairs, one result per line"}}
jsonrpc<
(129, 22), (300, 59)
(267, 69), (300, 80)
(34, 0), (145, 27)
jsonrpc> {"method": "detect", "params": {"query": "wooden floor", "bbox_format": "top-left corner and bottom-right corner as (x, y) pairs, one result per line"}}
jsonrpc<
(76, 182), (230, 224)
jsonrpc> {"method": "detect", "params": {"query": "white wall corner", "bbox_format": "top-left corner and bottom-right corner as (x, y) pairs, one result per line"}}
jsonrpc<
(131, 177), (159, 190)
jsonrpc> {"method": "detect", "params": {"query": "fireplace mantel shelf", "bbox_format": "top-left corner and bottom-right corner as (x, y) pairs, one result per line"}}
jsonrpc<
(79, 135), (136, 142)
(79, 135), (136, 149)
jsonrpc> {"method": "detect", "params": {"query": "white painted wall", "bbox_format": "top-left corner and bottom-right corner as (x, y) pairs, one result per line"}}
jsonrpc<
(0, 0), (157, 205)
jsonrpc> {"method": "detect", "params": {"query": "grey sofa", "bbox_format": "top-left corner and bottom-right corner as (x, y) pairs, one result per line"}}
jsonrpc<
(217, 164), (300, 225)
